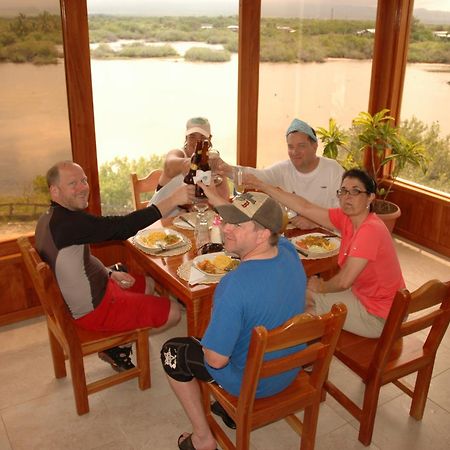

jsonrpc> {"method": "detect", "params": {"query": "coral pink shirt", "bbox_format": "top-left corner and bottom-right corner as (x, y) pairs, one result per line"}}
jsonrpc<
(329, 209), (405, 319)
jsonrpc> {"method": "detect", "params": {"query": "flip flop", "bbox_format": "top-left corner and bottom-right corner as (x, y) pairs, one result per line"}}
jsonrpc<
(178, 434), (196, 450)
(177, 433), (218, 450)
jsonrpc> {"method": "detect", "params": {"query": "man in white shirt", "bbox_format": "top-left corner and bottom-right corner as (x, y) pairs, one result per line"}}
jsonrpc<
(218, 118), (344, 229)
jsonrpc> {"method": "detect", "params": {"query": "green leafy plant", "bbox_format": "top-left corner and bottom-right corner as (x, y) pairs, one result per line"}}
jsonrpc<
(317, 109), (428, 209)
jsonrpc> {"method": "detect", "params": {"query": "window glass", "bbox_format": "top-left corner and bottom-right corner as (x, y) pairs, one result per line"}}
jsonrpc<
(86, 1), (239, 214)
(400, 0), (450, 195)
(0, 2), (71, 239)
(258, 1), (376, 168)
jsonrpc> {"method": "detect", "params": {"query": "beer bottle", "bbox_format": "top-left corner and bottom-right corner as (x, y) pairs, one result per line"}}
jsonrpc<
(183, 140), (203, 186)
(195, 139), (211, 198)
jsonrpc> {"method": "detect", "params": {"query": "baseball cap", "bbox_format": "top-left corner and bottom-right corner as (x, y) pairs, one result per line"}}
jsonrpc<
(216, 191), (284, 234)
(286, 118), (317, 142)
(185, 117), (211, 138)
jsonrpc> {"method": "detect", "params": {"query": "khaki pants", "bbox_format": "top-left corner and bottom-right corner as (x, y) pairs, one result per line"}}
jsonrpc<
(311, 289), (385, 338)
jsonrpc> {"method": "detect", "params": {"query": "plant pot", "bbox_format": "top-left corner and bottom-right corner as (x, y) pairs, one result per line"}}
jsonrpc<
(373, 199), (401, 233)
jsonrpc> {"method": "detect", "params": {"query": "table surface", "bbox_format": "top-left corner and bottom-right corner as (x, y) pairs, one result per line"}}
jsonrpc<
(126, 218), (339, 336)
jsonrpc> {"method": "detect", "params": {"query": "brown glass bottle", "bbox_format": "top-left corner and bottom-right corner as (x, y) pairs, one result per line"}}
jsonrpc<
(183, 140), (202, 187)
(195, 139), (211, 198)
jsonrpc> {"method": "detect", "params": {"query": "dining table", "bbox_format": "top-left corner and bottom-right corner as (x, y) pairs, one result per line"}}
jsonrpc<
(125, 216), (339, 337)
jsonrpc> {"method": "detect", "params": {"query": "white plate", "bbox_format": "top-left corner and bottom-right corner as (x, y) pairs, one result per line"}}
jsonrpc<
(134, 228), (186, 251)
(173, 210), (215, 230)
(192, 252), (240, 277)
(290, 233), (341, 258)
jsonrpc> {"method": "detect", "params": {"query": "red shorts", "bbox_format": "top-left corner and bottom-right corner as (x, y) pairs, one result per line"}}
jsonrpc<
(75, 275), (170, 332)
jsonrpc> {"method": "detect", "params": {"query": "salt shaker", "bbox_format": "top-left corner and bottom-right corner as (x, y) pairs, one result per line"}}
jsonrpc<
(210, 214), (223, 244)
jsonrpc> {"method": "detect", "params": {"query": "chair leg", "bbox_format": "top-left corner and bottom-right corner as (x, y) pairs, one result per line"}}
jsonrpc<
(68, 354), (90, 415)
(359, 377), (382, 446)
(136, 331), (151, 390)
(410, 363), (434, 420)
(301, 402), (320, 450)
(47, 326), (66, 378)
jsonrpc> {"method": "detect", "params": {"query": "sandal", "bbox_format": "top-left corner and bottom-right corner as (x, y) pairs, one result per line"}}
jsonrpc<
(177, 433), (217, 450)
(178, 434), (195, 450)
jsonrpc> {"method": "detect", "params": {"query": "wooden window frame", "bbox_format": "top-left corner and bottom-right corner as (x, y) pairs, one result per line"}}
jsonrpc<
(60, 0), (450, 256)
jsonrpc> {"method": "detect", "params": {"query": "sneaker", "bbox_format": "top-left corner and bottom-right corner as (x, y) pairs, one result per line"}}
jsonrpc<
(211, 401), (236, 429)
(98, 346), (135, 372)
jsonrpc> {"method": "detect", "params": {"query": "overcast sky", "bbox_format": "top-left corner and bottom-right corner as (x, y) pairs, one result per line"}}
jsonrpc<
(4, 0), (450, 15)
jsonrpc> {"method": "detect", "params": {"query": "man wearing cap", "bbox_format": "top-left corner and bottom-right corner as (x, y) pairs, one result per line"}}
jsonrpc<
(160, 186), (306, 450)
(149, 117), (229, 217)
(217, 118), (344, 229)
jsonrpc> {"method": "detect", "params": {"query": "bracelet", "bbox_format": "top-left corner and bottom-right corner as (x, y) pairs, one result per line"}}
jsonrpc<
(108, 269), (113, 278)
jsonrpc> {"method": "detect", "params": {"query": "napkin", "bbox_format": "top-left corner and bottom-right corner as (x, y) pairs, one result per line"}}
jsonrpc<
(189, 264), (208, 286)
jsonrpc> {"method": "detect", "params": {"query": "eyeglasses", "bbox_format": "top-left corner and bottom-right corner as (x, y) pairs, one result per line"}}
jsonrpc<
(336, 188), (369, 197)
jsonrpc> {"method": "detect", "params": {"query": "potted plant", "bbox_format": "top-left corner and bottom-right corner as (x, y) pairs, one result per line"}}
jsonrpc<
(317, 109), (427, 232)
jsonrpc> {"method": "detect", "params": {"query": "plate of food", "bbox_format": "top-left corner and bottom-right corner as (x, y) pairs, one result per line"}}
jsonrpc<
(134, 228), (186, 251)
(290, 233), (340, 258)
(192, 252), (240, 276)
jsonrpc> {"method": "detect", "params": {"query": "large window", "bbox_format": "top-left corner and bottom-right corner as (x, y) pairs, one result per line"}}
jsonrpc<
(399, 0), (450, 195)
(0, 2), (71, 239)
(86, 1), (239, 213)
(257, 0), (376, 168)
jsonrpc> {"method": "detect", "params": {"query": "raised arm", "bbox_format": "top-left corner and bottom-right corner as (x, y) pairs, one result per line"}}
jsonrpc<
(163, 149), (191, 180)
(245, 174), (334, 230)
(152, 183), (195, 216)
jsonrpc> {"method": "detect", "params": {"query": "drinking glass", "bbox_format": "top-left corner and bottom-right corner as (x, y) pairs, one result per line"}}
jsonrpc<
(192, 200), (210, 250)
(233, 166), (245, 196)
(209, 148), (223, 185)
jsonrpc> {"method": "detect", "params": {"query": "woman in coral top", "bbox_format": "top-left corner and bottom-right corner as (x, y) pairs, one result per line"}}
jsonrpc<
(247, 168), (405, 337)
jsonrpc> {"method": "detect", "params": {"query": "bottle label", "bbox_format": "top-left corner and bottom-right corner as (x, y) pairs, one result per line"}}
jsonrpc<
(193, 169), (212, 185)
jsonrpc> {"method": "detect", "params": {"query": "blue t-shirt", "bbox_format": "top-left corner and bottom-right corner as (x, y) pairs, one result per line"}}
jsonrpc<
(201, 237), (306, 397)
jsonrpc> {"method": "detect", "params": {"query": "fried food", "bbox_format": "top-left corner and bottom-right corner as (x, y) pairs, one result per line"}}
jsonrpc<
(295, 235), (336, 253)
(140, 231), (181, 247)
(196, 254), (240, 274)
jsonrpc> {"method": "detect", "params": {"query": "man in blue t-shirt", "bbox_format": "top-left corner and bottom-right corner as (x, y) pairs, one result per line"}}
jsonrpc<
(161, 188), (306, 450)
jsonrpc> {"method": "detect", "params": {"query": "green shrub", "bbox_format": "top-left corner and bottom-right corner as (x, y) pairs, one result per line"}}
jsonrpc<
(118, 43), (178, 58)
(99, 155), (164, 215)
(185, 47), (231, 62)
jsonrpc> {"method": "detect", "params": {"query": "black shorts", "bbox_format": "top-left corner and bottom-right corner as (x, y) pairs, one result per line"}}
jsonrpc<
(160, 336), (214, 383)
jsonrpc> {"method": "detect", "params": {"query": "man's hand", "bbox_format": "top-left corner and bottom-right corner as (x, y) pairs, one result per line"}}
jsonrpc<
(216, 159), (234, 178)
(111, 271), (136, 289)
(173, 183), (195, 205)
(198, 181), (229, 207)
(243, 173), (265, 191)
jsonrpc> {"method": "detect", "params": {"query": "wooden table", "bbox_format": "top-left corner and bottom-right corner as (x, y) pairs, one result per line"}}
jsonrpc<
(125, 219), (339, 336)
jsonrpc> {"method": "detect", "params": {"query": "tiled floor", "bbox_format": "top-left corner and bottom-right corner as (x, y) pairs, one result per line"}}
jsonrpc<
(1, 237), (449, 450)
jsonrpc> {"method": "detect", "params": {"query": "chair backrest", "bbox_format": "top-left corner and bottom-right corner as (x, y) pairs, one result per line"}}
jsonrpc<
(370, 279), (450, 374)
(130, 169), (163, 210)
(18, 236), (79, 352)
(238, 303), (347, 414)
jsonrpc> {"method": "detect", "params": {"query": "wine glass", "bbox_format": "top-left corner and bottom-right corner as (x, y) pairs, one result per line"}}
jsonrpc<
(233, 166), (245, 197)
(209, 148), (223, 186)
(192, 199), (210, 250)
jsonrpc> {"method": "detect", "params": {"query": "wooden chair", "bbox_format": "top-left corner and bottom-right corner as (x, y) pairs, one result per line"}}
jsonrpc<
(17, 236), (151, 415)
(201, 303), (347, 450)
(130, 169), (162, 210)
(324, 279), (450, 446)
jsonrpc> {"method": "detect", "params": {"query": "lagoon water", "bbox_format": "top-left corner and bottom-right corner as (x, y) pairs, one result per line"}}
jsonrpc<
(1, 50), (449, 194)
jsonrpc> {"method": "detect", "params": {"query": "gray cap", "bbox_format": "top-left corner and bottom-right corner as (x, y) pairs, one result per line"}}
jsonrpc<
(286, 118), (317, 142)
(216, 191), (283, 233)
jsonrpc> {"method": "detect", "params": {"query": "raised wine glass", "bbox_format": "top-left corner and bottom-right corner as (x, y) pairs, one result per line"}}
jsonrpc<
(233, 166), (245, 197)
(209, 148), (223, 186)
